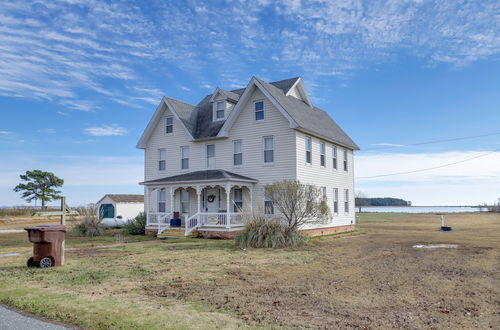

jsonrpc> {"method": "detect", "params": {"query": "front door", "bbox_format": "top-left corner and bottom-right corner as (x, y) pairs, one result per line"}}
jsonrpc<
(205, 188), (219, 213)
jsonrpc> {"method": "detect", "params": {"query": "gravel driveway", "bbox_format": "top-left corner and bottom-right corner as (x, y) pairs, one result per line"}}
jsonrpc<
(0, 305), (72, 330)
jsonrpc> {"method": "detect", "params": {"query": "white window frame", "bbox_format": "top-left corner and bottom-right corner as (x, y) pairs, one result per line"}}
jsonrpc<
(206, 144), (215, 169)
(320, 142), (326, 167)
(263, 136), (274, 165)
(158, 149), (166, 171)
(343, 149), (348, 171)
(233, 188), (243, 212)
(158, 189), (166, 213)
(305, 136), (312, 165)
(320, 186), (327, 201)
(344, 189), (349, 214)
(254, 100), (264, 121)
(332, 146), (338, 170)
(214, 101), (225, 121)
(264, 192), (274, 215)
(181, 189), (189, 214)
(333, 188), (339, 215)
(233, 140), (243, 167)
(165, 116), (173, 135)
(180, 146), (189, 170)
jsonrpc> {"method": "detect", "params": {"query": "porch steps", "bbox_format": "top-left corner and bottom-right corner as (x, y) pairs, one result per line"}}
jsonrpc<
(157, 228), (199, 238)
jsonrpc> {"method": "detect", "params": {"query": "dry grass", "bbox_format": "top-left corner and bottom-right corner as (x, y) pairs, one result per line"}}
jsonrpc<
(0, 212), (498, 329)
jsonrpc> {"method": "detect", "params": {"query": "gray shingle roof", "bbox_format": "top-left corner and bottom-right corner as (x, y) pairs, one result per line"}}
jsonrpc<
(156, 77), (358, 149)
(105, 194), (144, 203)
(255, 78), (359, 150)
(140, 170), (257, 185)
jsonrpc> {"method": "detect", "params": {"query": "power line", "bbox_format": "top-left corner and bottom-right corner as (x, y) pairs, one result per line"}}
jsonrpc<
(356, 148), (500, 180)
(360, 131), (500, 152)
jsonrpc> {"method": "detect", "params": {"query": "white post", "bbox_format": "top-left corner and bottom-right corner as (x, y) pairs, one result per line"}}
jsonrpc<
(249, 186), (253, 215)
(196, 186), (201, 214)
(226, 184), (231, 228)
(60, 196), (66, 266)
(145, 187), (151, 224)
(169, 187), (174, 215)
(441, 215), (445, 227)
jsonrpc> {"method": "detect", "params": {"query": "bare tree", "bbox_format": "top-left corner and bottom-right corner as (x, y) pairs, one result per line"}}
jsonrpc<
(355, 191), (369, 213)
(265, 180), (331, 232)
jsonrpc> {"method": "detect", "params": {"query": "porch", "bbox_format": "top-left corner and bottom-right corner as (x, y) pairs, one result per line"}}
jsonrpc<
(140, 170), (257, 236)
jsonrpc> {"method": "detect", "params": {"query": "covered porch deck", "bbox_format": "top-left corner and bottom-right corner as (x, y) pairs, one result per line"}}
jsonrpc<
(140, 170), (257, 236)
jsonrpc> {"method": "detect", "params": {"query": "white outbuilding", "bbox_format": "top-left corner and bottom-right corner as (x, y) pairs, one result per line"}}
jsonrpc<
(96, 194), (144, 221)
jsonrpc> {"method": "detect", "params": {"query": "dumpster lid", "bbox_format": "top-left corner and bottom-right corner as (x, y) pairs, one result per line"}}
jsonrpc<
(24, 224), (67, 232)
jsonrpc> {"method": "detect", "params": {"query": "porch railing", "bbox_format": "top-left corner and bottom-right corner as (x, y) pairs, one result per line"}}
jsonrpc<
(147, 212), (172, 234)
(185, 212), (245, 236)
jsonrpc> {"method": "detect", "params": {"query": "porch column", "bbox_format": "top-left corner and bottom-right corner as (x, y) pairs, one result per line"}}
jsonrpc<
(225, 183), (231, 228)
(169, 186), (174, 214)
(249, 186), (253, 214)
(145, 187), (151, 223)
(196, 186), (202, 214)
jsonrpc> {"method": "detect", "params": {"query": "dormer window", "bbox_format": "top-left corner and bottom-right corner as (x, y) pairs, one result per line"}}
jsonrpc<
(215, 101), (225, 120)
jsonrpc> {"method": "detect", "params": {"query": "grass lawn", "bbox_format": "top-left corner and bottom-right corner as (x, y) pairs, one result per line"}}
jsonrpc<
(0, 212), (499, 329)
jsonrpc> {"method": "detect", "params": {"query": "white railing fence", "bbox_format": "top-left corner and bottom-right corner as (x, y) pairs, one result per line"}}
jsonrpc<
(150, 212), (246, 236)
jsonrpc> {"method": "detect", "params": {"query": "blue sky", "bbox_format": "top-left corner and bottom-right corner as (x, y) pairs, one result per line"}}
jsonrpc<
(1, 0), (499, 206)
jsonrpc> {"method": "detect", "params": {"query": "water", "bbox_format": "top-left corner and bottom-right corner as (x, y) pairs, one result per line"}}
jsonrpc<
(359, 206), (486, 213)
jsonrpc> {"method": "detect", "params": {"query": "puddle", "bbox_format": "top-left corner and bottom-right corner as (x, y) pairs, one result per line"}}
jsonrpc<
(413, 244), (459, 249)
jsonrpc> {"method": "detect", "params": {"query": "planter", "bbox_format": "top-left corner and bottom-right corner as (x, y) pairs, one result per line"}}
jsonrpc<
(440, 226), (452, 231)
(170, 218), (182, 227)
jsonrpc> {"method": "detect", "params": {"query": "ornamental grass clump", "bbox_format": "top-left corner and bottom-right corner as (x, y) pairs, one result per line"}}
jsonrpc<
(74, 204), (102, 237)
(235, 215), (306, 248)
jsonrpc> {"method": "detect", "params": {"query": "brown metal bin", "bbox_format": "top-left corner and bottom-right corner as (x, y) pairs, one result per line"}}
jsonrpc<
(25, 224), (66, 268)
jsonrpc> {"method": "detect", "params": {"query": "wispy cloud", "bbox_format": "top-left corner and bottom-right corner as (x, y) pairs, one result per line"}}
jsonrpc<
(355, 150), (500, 205)
(84, 124), (128, 136)
(0, 0), (498, 112)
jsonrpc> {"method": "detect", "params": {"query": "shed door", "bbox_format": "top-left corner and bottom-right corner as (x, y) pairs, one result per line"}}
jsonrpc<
(100, 204), (115, 219)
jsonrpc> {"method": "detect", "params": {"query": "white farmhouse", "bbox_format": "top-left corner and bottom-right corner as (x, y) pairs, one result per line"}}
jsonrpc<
(137, 77), (359, 237)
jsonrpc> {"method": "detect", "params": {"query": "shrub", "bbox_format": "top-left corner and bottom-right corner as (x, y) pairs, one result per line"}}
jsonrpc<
(235, 215), (307, 248)
(74, 204), (102, 237)
(124, 212), (146, 235)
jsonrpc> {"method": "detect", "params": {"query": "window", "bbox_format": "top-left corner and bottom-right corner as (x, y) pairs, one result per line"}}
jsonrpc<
(305, 136), (312, 164)
(158, 189), (166, 213)
(181, 189), (189, 214)
(181, 146), (189, 170)
(233, 188), (243, 212)
(233, 140), (242, 166)
(158, 149), (166, 171)
(263, 136), (274, 164)
(344, 189), (349, 213)
(215, 101), (225, 120)
(264, 192), (274, 215)
(320, 187), (327, 201)
(206, 144), (215, 168)
(320, 142), (326, 167)
(343, 149), (348, 171)
(255, 100), (264, 121)
(333, 188), (339, 214)
(166, 116), (173, 134)
(332, 146), (338, 170)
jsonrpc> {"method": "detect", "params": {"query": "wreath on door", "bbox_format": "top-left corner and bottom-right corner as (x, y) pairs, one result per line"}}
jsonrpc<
(207, 194), (216, 203)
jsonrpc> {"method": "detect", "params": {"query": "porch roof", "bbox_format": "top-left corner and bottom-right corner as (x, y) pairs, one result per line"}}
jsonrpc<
(140, 169), (257, 185)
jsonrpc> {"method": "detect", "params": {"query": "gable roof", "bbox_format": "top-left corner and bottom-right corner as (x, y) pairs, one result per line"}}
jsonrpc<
(98, 194), (144, 204)
(136, 76), (359, 150)
(140, 169), (257, 185)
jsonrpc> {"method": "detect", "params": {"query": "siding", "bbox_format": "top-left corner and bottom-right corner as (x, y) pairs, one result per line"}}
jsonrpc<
(295, 131), (356, 226)
(142, 86), (355, 228)
(143, 88), (297, 214)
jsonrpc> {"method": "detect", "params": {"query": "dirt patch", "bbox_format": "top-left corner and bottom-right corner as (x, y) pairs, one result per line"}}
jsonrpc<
(144, 213), (500, 329)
